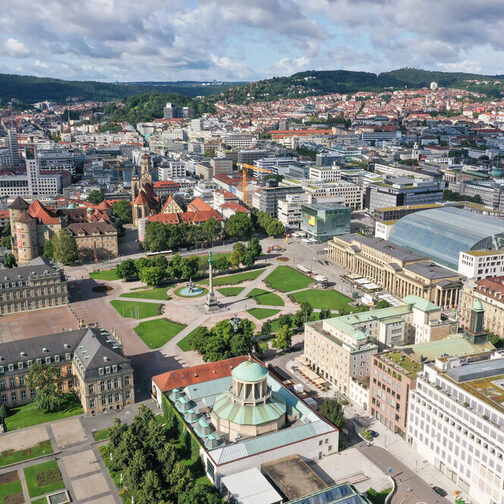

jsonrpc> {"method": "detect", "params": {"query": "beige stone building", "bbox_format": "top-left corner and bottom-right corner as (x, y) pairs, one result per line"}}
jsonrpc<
(327, 234), (462, 309)
(0, 257), (68, 315)
(0, 327), (134, 414)
(460, 276), (504, 337)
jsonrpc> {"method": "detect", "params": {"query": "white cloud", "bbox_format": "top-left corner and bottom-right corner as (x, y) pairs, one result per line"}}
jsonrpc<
(3, 38), (30, 57)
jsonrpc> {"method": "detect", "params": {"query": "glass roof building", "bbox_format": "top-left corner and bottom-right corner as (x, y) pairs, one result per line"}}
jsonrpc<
(389, 207), (504, 271)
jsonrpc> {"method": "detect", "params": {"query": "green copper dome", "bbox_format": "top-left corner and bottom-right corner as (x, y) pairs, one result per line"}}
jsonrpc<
(231, 360), (268, 382)
(473, 299), (484, 312)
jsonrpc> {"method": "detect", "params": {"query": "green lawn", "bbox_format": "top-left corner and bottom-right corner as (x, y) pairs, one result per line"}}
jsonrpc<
(177, 327), (200, 352)
(197, 253), (230, 271)
(5, 395), (82, 431)
(216, 286), (245, 297)
(247, 288), (284, 306)
(92, 427), (111, 442)
(265, 266), (312, 292)
(31, 498), (49, 504)
(0, 479), (23, 503)
(0, 440), (53, 468)
(110, 300), (162, 319)
(199, 268), (265, 286)
(90, 269), (119, 281)
(290, 289), (354, 311)
(247, 308), (281, 320)
(134, 318), (186, 349)
(24, 460), (65, 498)
(120, 287), (170, 300)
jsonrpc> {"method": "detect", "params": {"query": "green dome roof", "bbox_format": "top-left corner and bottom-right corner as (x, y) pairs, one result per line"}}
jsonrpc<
(232, 360), (268, 382)
(473, 299), (484, 311)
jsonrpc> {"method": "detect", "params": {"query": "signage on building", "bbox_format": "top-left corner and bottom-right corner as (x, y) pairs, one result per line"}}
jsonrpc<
(16, 224), (23, 251)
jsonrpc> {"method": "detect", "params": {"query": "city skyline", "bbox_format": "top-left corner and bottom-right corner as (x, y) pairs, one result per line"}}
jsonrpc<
(2, 0), (504, 82)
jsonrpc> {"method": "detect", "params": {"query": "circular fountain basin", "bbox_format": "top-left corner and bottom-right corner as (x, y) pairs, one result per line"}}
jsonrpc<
(178, 287), (204, 296)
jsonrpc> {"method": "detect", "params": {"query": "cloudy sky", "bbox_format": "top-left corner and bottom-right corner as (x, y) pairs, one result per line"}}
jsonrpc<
(2, 0), (504, 82)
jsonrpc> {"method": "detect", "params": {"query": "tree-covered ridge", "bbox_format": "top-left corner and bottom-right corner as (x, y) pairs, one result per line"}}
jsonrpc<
(0, 73), (238, 103)
(214, 67), (504, 103)
(103, 92), (215, 123)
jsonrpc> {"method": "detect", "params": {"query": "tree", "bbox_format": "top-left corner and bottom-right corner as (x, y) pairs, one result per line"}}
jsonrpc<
(139, 266), (165, 286)
(2, 253), (16, 268)
(144, 222), (168, 252)
(273, 324), (292, 351)
(248, 237), (262, 259)
(150, 255), (168, 273)
(108, 418), (128, 451)
(26, 362), (64, 413)
(260, 321), (272, 335)
(0, 235), (11, 248)
(319, 398), (345, 429)
(168, 461), (193, 498)
(242, 250), (256, 268)
(179, 482), (222, 504)
(116, 259), (138, 280)
(201, 217), (222, 244)
(225, 212), (253, 239)
(374, 300), (391, 309)
(87, 189), (104, 204)
(188, 326), (211, 354)
(123, 450), (148, 491)
(232, 241), (246, 260)
(112, 200), (132, 223)
(138, 469), (164, 503)
(256, 211), (272, 231)
(266, 219), (285, 237)
(181, 256), (199, 280)
(294, 302), (313, 327)
(135, 257), (151, 271)
(53, 229), (78, 265)
(214, 255), (230, 272)
(319, 309), (332, 320)
(229, 249), (241, 269)
(43, 239), (54, 259)
(488, 332), (504, 349)
(277, 313), (292, 328)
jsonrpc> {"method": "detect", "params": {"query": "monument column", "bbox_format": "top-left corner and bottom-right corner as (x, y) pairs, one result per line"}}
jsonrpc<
(205, 251), (219, 312)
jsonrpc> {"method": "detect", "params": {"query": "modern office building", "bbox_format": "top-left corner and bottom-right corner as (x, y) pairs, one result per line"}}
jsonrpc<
(367, 177), (445, 215)
(277, 193), (309, 230)
(458, 250), (504, 280)
(0, 327), (134, 414)
(300, 203), (350, 242)
(151, 356), (339, 487)
(210, 157), (233, 175)
(0, 257), (68, 315)
(158, 160), (186, 180)
(255, 182), (304, 217)
(309, 166), (341, 182)
(460, 277), (504, 338)
(389, 207), (504, 271)
(7, 129), (21, 166)
(327, 234), (462, 309)
(408, 351), (504, 504)
(237, 148), (268, 164)
(303, 181), (363, 210)
(163, 102), (182, 119)
(373, 203), (443, 222)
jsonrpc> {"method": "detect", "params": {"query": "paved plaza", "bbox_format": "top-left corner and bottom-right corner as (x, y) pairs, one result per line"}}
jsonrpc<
(51, 417), (87, 448)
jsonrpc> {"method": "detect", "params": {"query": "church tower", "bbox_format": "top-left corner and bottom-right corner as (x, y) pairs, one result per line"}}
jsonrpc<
(464, 299), (487, 344)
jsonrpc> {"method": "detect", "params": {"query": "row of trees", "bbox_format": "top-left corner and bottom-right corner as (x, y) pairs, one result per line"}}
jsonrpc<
(116, 238), (262, 286)
(106, 406), (221, 504)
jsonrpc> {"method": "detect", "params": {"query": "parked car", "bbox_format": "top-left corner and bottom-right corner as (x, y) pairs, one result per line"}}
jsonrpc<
(433, 486), (447, 497)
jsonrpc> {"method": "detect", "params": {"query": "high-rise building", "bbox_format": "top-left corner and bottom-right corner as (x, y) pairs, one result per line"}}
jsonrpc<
(7, 129), (20, 166)
(163, 102), (182, 119)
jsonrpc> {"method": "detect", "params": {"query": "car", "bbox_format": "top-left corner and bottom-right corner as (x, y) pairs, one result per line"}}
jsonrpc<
(432, 486), (447, 497)
(369, 430), (378, 438)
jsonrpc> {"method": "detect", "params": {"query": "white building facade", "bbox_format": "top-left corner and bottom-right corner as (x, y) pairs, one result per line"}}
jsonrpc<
(459, 250), (504, 281)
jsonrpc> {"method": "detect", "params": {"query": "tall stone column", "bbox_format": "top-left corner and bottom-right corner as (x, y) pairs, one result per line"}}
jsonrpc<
(205, 251), (219, 312)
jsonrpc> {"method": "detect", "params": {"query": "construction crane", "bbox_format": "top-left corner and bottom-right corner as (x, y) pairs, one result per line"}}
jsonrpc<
(238, 163), (271, 204)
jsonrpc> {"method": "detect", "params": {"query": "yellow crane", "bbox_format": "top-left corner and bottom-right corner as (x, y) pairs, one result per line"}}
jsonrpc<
(238, 163), (272, 204)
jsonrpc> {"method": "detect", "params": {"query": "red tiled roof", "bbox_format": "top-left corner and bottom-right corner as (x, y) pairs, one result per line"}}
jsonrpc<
(27, 200), (60, 225)
(220, 202), (249, 213)
(134, 191), (149, 206)
(97, 201), (111, 210)
(153, 355), (250, 392)
(0, 210), (9, 218)
(147, 213), (180, 224)
(188, 197), (212, 212)
(182, 209), (223, 223)
(153, 180), (181, 188)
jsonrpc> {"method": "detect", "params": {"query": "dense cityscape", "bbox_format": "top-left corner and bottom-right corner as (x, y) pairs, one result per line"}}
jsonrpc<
(3, 6), (504, 504)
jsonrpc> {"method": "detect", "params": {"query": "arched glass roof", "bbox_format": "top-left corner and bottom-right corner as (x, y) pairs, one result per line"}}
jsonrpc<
(389, 207), (504, 270)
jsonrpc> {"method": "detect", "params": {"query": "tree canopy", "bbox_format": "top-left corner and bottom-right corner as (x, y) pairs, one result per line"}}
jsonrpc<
(87, 190), (104, 204)
(53, 228), (78, 265)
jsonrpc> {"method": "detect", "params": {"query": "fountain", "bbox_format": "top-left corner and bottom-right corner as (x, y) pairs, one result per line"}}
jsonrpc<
(178, 279), (204, 297)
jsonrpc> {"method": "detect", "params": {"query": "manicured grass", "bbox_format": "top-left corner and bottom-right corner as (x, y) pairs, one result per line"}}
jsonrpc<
(247, 308), (281, 320)
(177, 327), (200, 352)
(247, 288), (284, 306)
(90, 269), (119, 281)
(5, 395), (82, 431)
(110, 299), (163, 319)
(0, 479), (23, 503)
(173, 286), (208, 298)
(120, 287), (170, 300)
(265, 266), (312, 292)
(0, 440), (53, 468)
(92, 427), (111, 442)
(290, 289), (354, 311)
(216, 286), (245, 297)
(134, 318), (186, 349)
(199, 268), (265, 286)
(196, 253), (230, 271)
(31, 498), (48, 504)
(24, 460), (64, 498)
(366, 487), (392, 504)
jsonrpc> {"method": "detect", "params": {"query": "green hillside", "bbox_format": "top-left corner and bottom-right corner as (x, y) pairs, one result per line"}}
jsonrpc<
(0, 73), (239, 103)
